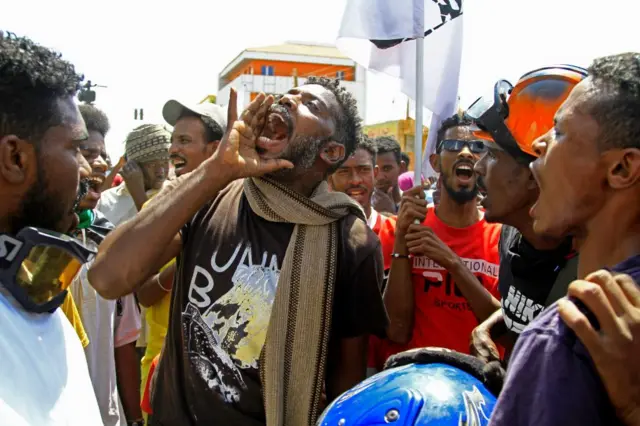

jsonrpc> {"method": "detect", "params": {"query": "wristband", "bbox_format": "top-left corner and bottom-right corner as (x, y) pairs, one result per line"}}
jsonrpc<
(156, 275), (171, 292)
(391, 253), (412, 259)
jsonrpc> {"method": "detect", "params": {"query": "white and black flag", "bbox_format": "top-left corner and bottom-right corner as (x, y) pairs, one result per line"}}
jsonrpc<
(337, 0), (464, 176)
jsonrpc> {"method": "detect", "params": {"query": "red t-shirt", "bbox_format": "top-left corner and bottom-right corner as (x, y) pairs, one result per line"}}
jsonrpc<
(370, 210), (387, 235)
(369, 207), (501, 370)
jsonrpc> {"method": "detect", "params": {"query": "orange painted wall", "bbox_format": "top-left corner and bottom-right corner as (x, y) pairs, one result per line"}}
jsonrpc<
(223, 59), (355, 85)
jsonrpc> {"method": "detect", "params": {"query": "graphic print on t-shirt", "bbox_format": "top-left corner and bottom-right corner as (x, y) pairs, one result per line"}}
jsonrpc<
(183, 240), (281, 403)
(413, 255), (499, 313)
(501, 286), (544, 333)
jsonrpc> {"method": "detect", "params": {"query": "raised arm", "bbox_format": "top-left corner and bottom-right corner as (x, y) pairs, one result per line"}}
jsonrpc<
(383, 186), (428, 344)
(88, 90), (293, 299)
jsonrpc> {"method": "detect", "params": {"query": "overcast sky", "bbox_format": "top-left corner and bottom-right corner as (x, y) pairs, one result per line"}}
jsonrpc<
(2, 0), (639, 159)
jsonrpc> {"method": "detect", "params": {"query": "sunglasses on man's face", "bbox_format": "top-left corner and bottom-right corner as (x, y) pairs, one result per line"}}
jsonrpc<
(438, 139), (487, 154)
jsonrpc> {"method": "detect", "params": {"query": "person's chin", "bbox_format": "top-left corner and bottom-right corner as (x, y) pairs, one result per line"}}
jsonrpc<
(346, 191), (368, 207)
(532, 214), (567, 240)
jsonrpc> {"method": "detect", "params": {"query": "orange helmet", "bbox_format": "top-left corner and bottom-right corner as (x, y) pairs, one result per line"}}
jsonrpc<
(466, 65), (587, 162)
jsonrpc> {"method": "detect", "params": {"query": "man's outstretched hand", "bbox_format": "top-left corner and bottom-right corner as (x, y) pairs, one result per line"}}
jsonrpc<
(210, 88), (294, 181)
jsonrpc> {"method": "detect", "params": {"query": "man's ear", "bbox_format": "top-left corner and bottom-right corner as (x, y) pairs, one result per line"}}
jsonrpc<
(320, 141), (346, 168)
(0, 135), (33, 184)
(429, 153), (441, 173)
(608, 148), (640, 189)
(400, 160), (408, 173)
(374, 164), (379, 179)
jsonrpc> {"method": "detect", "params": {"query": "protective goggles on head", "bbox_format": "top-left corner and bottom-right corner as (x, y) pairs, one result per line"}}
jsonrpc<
(464, 80), (533, 163)
(438, 139), (487, 154)
(465, 65), (588, 164)
(0, 227), (95, 313)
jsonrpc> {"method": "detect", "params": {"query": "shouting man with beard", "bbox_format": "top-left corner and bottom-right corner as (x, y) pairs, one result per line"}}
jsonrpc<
(0, 31), (102, 424)
(88, 77), (388, 426)
(376, 113), (502, 365)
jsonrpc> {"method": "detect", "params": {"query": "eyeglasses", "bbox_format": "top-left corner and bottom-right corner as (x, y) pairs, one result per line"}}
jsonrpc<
(0, 227), (96, 313)
(438, 139), (487, 154)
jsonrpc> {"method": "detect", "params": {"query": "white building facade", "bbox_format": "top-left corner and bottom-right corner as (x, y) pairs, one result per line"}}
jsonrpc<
(217, 42), (367, 119)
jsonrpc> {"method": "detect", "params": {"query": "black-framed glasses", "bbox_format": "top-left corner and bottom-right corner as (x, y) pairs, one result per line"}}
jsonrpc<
(438, 139), (487, 154)
(0, 227), (96, 313)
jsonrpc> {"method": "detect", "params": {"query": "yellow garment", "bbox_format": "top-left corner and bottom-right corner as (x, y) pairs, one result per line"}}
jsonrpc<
(61, 292), (89, 348)
(139, 258), (174, 412)
(139, 195), (174, 417)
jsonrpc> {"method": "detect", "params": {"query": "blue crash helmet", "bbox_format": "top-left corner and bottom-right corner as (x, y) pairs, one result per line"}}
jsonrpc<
(317, 348), (499, 426)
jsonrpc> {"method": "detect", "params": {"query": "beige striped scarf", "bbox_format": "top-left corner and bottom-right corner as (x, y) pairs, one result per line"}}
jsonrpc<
(243, 177), (365, 426)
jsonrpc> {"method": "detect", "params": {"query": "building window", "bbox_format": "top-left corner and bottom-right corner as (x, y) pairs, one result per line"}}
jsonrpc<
(261, 65), (274, 76)
(336, 71), (345, 80)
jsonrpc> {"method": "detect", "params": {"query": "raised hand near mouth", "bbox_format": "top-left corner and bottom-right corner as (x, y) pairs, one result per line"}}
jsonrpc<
(120, 160), (148, 211)
(211, 89), (294, 181)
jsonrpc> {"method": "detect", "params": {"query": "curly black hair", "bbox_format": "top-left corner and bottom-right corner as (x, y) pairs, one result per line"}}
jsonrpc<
(374, 136), (402, 164)
(436, 113), (474, 152)
(587, 53), (640, 150)
(79, 104), (110, 138)
(355, 133), (377, 165)
(304, 76), (362, 162)
(0, 31), (83, 143)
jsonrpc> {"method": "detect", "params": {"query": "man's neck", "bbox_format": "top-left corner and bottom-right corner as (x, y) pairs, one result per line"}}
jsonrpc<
(363, 204), (372, 219)
(278, 173), (323, 198)
(507, 209), (565, 251)
(577, 203), (640, 278)
(434, 192), (481, 228)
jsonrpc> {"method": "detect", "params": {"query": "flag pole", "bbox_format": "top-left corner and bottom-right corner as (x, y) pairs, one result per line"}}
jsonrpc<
(414, 36), (425, 185)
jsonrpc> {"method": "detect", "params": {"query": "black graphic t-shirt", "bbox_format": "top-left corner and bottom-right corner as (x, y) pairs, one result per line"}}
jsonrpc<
(152, 181), (388, 426)
(498, 225), (576, 334)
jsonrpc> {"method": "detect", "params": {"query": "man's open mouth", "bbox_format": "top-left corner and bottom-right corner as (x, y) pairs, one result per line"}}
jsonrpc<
(257, 106), (293, 155)
(346, 187), (368, 197)
(171, 155), (187, 171)
(454, 162), (475, 182)
(74, 179), (90, 212)
(87, 175), (105, 194)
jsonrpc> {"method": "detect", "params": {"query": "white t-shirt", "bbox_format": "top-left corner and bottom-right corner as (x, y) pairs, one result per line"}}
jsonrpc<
(367, 208), (379, 229)
(0, 287), (102, 425)
(71, 235), (141, 426)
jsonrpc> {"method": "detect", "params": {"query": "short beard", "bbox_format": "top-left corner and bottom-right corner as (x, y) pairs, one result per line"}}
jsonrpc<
(441, 171), (479, 205)
(8, 156), (71, 234)
(266, 135), (324, 180)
